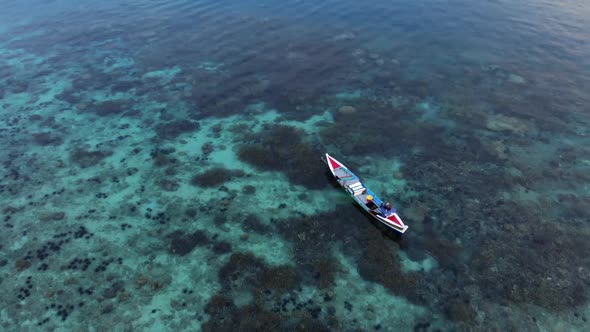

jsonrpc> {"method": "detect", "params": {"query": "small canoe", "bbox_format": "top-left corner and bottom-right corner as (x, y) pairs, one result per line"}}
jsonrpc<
(324, 153), (408, 233)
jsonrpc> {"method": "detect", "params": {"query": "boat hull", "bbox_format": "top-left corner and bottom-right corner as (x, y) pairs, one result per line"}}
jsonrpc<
(325, 153), (408, 233)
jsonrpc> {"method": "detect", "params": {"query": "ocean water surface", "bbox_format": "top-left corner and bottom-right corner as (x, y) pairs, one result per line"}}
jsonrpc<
(1, 0), (590, 330)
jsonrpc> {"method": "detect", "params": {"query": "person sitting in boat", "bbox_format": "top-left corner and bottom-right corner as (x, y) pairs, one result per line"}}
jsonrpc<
(365, 195), (378, 210)
(382, 202), (392, 211)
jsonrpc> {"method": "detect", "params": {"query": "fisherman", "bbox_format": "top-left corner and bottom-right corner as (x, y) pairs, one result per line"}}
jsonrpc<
(365, 195), (378, 210)
(384, 202), (392, 211)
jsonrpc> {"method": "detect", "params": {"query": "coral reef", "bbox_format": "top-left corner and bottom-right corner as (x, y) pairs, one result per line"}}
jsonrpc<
(242, 185), (256, 195)
(309, 257), (340, 290)
(319, 99), (407, 157)
(155, 120), (200, 140)
(190, 167), (236, 188)
(211, 241), (232, 255)
(241, 214), (271, 234)
(150, 147), (177, 167)
(32, 132), (63, 146)
(472, 222), (590, 310)
(201, 303), (330, 332)
(356, 226), (422, 303)
(218, 252), (268, 292)
(157, 178), (180, 192)
(204, 293), (235, 321)
(39, 211), (66, 222)
(90, 99), (131, 117)
(168, 230), (210, 256)
(485, 114), (531, 135)
(237, 124), (325, 189)
(206, 251), (330, 331)
(274, 209), (365, 289)
(2, 2), (589, 330)
(257, 265), (302, 292)
(69, 148), (112, 168)
(445, 298), (476, 322)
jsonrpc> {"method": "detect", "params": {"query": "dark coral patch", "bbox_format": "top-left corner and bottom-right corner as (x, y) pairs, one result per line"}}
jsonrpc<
(204, 293), (235, 321)
(40, 211), (66, 222)
(237, 146), (274, 167)
(158, 178), (180, 192)
(201, 303), (329, 332)
(218, 251), (302, 297)
(242, 185), (256, 195)
(237, 124), (325, 189)
(110, 80), (139, 93)
(257, 265), (302, 292)
(91, 99), (130, 117)
(55, 89), (81, 104)
(274, 208), (365, 289)
(472, 222), (590, 310)
(218, 252), (267, 291)
(309, 257), (340, 290)
(319, 100), (406, 157)
(445, 299), (476, 322)
(211, 241), (232, 255)
(241, 214), (270, 234)
(190, 167), (235, 188)
(102, 281), (125, 299)
(206, 252), (329, 331)
(418, 229), (464, 275)
(356, 226), (422, 303)
(70, 148), (112, 168)
(168, 230), (210, 256)
(150, 147), (177, 167)
(32, 132), (63, 146)
(155, 120), (199, 140)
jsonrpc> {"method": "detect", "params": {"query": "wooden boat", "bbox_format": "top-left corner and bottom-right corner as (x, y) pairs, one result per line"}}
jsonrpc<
(324, 153), (408, 233)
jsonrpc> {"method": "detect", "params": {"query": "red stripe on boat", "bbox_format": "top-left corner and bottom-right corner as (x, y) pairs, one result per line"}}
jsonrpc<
(387, 213), (404, 228)
(328, 156), (341, 169)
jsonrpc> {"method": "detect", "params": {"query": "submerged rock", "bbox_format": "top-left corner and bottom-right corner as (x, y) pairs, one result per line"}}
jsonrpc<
(40, 211), (66, 221)
(338, 105), (356, 114)
(15, 259), (31, 271)
(508, 73), (526, 84)
(483, 140), (509, 160)
(486, 114), (530, 135)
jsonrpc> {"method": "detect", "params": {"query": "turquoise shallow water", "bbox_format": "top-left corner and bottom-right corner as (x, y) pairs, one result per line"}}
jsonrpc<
(1, 0), (590, 330)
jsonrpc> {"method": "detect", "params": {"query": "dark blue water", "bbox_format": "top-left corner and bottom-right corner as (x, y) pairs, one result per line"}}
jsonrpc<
(1, 0), (589, 330)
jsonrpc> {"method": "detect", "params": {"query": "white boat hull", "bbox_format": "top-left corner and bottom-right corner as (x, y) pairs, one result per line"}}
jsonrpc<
(325, 153), (408, 234)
